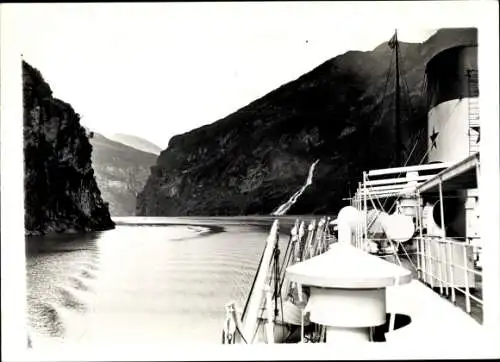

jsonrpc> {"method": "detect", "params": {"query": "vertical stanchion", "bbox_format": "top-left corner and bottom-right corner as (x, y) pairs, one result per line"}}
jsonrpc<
(463, 245), (471, 314)
(357, 195), (361, 249)
(358, 194), (362, 250)
(438, 181), (447, 295)
(427, 237), (434, 288)
(354, 195), (358, 248)
(264, 285), (274, 344)
(301, 310), (306, 343)
(447, 238), (456, 303)
(436, 237), (445, 295)
(416, 194), (422, 280)
(420, 237), (425, 283)
(357, 196), (360, 249)
(388, 275), (401, 333)
(363, 174), (368, 248)
(416, 236), (421, 279)
(359, 195), (362, 249)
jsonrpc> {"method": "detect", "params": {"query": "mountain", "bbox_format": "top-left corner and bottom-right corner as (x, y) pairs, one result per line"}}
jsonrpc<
(136, 28), (477, 217)
(89, 133), (157, 216)
(23, 61), (114, 235)
(106, 133), (162, 155)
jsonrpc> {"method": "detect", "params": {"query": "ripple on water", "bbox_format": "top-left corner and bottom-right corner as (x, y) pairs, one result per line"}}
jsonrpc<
(78, 261), (99, 271)
(26, 218), (285, 346)
(78, 268), (97, 280)
(55, 287), (88, 313)
(28, 302), (65, 338)
(67, 276), (91, 292)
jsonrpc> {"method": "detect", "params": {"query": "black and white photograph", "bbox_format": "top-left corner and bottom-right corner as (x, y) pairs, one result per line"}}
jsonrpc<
(1, 1), (499, 360)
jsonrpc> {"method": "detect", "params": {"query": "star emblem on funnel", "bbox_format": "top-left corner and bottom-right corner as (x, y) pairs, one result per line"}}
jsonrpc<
(430, 127), (439, 149)
(471, 126), (480, 143)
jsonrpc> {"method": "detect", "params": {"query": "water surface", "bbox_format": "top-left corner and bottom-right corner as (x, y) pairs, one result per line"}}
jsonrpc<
(26, 216), (293, 347)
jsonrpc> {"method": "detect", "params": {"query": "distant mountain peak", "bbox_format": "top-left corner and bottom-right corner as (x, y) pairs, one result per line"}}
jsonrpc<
(89, 132), (158, 216)
(106, 133), (162, 155)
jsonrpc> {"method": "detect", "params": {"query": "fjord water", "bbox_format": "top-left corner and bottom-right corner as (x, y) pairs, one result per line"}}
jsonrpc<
(25, 217), (293, 347)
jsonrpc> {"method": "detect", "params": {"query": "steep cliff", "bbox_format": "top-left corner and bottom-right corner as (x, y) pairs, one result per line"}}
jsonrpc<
(90, 132), (157, 216)
(23, 61), (115, 235)
(137, 28), (477, 216)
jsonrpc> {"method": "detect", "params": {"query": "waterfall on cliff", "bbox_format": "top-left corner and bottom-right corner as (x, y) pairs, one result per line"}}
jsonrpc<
(271, 159), (320, 216)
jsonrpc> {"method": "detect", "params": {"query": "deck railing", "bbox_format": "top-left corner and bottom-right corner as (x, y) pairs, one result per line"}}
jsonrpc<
(414, 235), (483, 323)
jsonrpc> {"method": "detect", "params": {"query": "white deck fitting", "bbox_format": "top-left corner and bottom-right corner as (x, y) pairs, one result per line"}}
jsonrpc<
(287, 242), (412, 343)
(287, 243), (412, 289)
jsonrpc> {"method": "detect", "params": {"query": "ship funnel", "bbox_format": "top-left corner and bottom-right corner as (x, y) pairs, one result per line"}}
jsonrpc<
(425, 45), (478, 164)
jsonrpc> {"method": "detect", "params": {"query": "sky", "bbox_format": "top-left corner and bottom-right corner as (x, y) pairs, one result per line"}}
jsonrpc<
(9, 2), (443, 149)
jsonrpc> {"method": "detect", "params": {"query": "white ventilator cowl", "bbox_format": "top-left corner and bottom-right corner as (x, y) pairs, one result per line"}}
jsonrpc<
(336, 206), (360, 244)
(380, 213), (415, 242)
(337, 206), (359, 228)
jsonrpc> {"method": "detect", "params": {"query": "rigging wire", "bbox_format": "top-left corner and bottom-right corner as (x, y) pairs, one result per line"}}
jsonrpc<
(273, 245), (280, 318)
(361, 41), (466, 268)
(241, 240), (266, 320)
(251, 252), (281, 344)
(376, 54), (436, 212)
(278, 242), (295, 295)
(277, 233), (293, 288)
(365, 97), (463, 217)
(350, 42), (396, 181)
(361, 41), (425, 230)
(235, 325), (248, 344)
(378, 47), (396, 119)
(386, 99), (462, 214)
(363, 98), (463, 270)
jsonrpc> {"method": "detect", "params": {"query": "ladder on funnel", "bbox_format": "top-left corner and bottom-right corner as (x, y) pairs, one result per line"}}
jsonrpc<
(466, 69), (480, 155)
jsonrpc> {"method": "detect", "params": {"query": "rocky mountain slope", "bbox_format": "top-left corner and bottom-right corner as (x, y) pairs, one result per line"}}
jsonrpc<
(137, 28), (477, 216)
(89, 133), (157, 216)
(23, 61), (115, 235)
(105, 133), (162, 155)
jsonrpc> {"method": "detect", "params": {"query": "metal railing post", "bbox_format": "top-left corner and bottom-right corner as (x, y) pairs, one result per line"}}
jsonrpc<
(363, 174), (368, 246)
(420, 236), (426, 283)
(301, 310), (306, 343)
(357, 196), (361, 249)
(416, 193), (422, 280)
(427, 237), (434, 289)
(463, 246), (472, 314)
(447, 238), (456, 303)
(264, 285), (274, 344)
(354, 194), (358, 248)
(436, 237), (445, 295)
(438, 181), (447, 295)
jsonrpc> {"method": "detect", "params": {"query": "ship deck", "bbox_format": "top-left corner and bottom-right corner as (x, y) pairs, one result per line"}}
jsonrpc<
(385, 279), (482, 343)
(396, 251), (483, 321)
